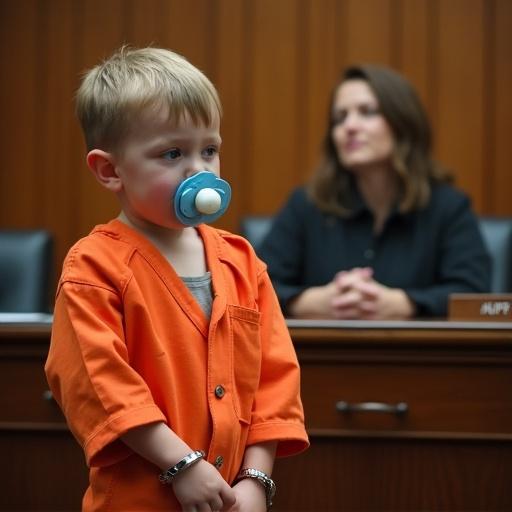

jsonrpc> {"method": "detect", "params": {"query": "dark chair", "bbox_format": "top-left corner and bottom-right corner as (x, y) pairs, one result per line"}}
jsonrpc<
(478, 217), (512, 293)
(240, 215), (274, 253)
(242, 215), (512, 293)
(0, 230), (53, 312)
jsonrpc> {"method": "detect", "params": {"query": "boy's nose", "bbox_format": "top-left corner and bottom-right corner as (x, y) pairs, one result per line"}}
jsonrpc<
(185, 159), (209, 178)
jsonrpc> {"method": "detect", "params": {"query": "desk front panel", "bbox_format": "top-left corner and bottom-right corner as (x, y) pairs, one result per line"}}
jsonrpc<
(2, 321), (512, 511)
(0, 327), (88, 511)
(0, 354), (65, 424)
(300, 355), (512, 436)
(270, 323), (512, 511)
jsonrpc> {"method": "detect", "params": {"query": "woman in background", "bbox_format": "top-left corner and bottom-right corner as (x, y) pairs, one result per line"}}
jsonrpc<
(258, 65), (490, 319)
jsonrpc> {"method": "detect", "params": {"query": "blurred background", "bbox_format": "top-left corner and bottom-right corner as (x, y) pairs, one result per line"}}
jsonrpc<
(1, 0), (511, 287)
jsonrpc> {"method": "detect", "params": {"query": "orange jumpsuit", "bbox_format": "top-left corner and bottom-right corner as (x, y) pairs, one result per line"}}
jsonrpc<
(45, 219), (309, 511)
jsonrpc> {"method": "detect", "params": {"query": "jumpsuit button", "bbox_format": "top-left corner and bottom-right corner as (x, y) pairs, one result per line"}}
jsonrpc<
(214, 455), (224, 468)
(214, 385), (225, 398)
(364, 248), (375, 260)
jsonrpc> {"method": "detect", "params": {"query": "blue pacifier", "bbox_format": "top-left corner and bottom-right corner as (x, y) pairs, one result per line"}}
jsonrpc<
(174, 171), (231, 226)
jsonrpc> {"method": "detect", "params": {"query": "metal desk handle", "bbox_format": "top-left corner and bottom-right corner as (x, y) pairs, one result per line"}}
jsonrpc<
(336, 400), (408, 415)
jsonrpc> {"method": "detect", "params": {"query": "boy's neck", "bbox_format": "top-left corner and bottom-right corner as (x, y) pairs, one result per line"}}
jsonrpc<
(117, 211), (208, 277)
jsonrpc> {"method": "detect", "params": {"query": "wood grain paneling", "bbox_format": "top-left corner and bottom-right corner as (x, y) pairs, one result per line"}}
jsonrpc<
(273, 437), (512, 511)
(211, 0), (246, 230)
(342, 0), (394, 66)
(435, 0), (486, 209)
(37, 1), (82, 272)
(75, 0), (128, 241)
(494, 0), (512, 215)
(246, 0), (302, 213)
(3, 323), (512, 510)
(0, 1), (39, 226)
(0, 0), (511, 289)
(301, 0), (342, 185)
(399, 0), (431, 110)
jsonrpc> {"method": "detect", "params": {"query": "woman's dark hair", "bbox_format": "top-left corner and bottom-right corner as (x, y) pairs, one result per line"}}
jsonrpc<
(308, 64), (451, 216)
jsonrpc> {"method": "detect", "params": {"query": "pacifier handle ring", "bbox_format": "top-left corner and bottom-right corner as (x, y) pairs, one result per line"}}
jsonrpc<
(195, 188), (222, 215)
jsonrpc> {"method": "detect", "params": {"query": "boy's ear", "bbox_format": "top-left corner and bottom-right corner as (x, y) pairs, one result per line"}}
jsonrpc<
(86, 149), (122, 192)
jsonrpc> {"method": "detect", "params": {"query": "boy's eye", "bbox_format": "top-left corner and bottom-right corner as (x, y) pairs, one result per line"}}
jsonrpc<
(202, 146), (218, 158)
(162, 148), (181, 160)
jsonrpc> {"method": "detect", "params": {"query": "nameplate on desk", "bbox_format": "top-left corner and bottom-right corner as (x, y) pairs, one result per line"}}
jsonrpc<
(449, 294), (512, 321)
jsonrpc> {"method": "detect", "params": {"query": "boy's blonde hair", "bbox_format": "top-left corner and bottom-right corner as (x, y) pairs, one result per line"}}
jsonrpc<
(76, 46), (222, 152)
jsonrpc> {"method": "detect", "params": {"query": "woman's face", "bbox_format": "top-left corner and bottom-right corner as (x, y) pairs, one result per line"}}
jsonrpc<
(331, 79), (395, 171)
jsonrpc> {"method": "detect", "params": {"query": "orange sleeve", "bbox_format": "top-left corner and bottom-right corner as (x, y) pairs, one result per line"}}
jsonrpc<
(247, 267), (310, 457)
(45, 281), (166, 467)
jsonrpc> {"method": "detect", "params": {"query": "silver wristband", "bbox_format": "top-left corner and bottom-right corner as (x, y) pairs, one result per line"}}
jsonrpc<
(159, 450), (205, 485)
(234, 467), (276, 510)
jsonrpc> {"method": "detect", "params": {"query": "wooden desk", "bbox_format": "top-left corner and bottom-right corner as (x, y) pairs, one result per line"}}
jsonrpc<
(1, 318), (512, 511)
(0, 316), (88, 511)
(274, 319), (512, 511)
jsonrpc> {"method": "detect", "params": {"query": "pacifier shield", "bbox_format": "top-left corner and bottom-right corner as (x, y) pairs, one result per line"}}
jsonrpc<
(174, 171), (231, 226)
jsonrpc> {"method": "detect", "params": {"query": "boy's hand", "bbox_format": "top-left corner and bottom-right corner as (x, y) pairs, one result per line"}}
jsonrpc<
(227, 477), (267, 512)
(172, 459), (236, 512)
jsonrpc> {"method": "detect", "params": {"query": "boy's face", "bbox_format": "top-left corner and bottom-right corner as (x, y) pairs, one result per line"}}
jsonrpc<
(113, 107), (221, 230)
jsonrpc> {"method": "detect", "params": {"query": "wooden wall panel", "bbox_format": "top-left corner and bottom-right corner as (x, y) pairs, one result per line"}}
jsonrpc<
(399, 0), (431, 110)
(342, 0), (394, 66)
(75, 0), (127, 241)
(435, 0), (486, 210)
(245, 0), (302, 214)
(493, 0), (512, 215)
(211, 0), (246, 230)
(36, 0), (82, 274)
(0, 1), (39, 226)
(0, 0), (511, 290)
(301, 0), (342, 187)
(141, 0), (214, 74)
(124, 0), (173, 48)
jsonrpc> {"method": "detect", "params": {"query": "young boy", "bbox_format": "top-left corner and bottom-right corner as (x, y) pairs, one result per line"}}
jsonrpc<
(45, 46), (309, 511)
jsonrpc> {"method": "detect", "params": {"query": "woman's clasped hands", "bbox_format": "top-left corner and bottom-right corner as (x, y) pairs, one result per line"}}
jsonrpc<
(331, 267), (415, 319)
(289, 267), (415, 320)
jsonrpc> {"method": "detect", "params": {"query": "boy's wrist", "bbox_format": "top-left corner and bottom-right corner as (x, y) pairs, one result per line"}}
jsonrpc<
(158, 450), (205, 485)
(234, 468), (276, 510)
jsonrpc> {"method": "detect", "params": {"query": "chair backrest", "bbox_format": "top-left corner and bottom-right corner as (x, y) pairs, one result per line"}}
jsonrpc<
(240, 216), (274, 252)
(0, 230), (53, 312)
(478, 217), (512, 293)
